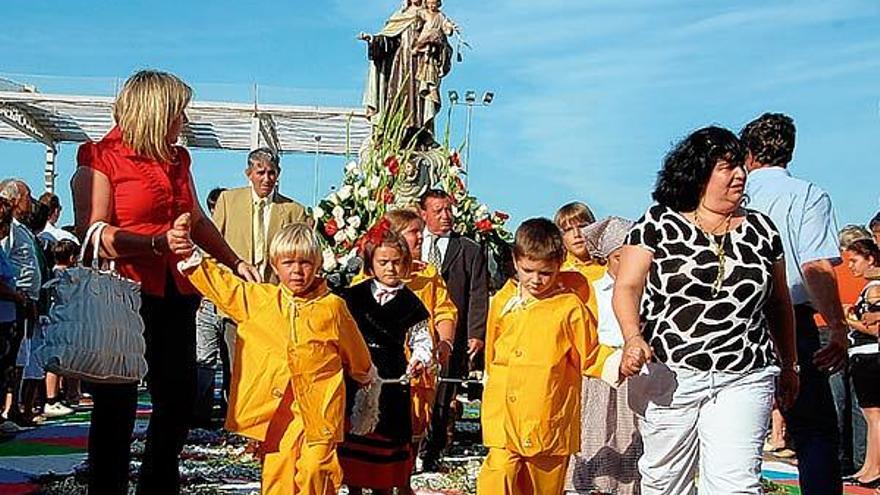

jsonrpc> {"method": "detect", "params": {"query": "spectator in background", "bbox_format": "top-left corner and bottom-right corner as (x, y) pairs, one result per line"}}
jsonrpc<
(825, 225), (874, 474)
(43, 240), (80, 418)
(37, 193), (79, 246)
(193, 187), (230, 427)
(742, 112), (847, 495)
(14, 199), (53, 425)
(0, 196), (26, 435)
(0, 179), (40, 428)
(843, 239), (880, 488)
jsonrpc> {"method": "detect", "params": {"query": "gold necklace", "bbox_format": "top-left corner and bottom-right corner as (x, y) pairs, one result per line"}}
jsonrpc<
(694, 208), (733, 297)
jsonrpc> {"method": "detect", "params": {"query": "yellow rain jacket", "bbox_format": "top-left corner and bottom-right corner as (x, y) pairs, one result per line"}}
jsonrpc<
(482, 281), (614, 457)
(185, 258), (373, 444)
(561, 252), (605, 317)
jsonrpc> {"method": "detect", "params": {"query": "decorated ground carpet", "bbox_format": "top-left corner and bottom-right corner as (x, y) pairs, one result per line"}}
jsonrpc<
(0, 393), (870, 494)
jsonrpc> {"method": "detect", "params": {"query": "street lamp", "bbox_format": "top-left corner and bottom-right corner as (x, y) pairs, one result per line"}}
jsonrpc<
(448, 89), (495, 184)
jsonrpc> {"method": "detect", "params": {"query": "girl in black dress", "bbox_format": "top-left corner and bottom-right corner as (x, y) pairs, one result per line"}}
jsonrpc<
(339, 224), (433, 495)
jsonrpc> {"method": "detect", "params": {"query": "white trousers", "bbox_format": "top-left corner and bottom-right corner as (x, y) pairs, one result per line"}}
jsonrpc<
(627, 363), (777, 495)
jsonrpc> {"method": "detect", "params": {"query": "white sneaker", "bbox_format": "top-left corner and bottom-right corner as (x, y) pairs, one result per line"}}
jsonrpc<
(43, 402), (75, 418)
(0, 420), (22, 435)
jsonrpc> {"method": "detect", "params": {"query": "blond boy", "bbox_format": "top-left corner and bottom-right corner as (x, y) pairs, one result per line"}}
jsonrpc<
(477, 218), (613, 495)
(179, 223), (375, 495)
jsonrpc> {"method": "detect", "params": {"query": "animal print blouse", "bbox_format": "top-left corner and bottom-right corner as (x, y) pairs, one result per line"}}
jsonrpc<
(626, 204), (785, 372)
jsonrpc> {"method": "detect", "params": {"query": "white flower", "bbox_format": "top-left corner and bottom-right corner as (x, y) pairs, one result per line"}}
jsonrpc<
(327, 192), (340, 205)
(369, 175), (381, 189)
(449, 165), (460, 176)
(333, 230), (347, 243)
(312, 206), (325, 220)
(322, 248), (338, 272)
(356, 186), (369, 199)
(338, 185), (353, 202)
(476, 204), (489, 219)
(347, 215), (362, 229)
(345, 226), (358, 240)
(332, 205), (345, 221)
(345, 161), (360, 174)
(367, 200), (378, 212)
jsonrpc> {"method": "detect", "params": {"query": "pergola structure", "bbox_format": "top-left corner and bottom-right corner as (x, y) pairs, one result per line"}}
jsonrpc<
(0, 79), (371, 193)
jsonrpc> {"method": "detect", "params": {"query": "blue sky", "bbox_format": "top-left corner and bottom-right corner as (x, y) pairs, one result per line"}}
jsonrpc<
(1, 0), (879, 228)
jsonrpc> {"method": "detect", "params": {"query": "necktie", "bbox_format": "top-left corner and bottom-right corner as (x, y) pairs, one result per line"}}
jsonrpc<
(375, 288), (398, 306)
(428, 235), (442, 267)
(254, 199), (267, 265)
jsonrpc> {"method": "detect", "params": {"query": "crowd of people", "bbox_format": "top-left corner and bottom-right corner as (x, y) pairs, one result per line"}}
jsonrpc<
(1, 69), (879, 495)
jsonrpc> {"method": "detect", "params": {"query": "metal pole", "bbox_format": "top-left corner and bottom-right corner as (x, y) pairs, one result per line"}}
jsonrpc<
(44, 146), (56, 193)
(312, 136), (322, 206)
(464, 104), (473, 186)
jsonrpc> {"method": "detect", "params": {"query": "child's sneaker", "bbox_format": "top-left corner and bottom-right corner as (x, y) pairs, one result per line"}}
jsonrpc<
(43, 402), (75, 418)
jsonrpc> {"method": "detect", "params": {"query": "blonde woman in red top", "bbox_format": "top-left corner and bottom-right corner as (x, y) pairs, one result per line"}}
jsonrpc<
(72, 70), (259, 495)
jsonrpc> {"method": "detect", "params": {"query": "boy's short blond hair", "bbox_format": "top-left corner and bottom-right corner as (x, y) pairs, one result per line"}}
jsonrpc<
(554, 202), (596, 230)
(513, 218), (566, 264)
(269, 223), (322, 265)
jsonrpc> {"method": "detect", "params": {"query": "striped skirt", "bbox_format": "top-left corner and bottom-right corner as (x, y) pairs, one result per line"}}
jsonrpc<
(339, 432), (413, 489)
(565, 377), (642, 495)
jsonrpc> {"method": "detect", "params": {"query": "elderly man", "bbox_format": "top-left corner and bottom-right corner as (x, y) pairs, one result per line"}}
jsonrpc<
(418, 188), (489, 472)
(742, 113), (848, 495)
(212, 148), (308, 283)
(0, 179), (40, 429)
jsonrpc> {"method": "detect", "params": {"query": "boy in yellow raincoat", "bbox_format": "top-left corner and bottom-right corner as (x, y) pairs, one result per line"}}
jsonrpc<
(179, 223), (375, 495)
(477, 218), (615, 495)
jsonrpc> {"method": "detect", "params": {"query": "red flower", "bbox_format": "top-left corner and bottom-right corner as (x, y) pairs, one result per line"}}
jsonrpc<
(475, 218), (494, 233)
(384, 155), (400, 176)
(450, 151), (461, 168)
(357, 218), (392, 255)
(495, 210), (510, 221)
(324, 218), (339, 237)
(382, 189), (395, 204)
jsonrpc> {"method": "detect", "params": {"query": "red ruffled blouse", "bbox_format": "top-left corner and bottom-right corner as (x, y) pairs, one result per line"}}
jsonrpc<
(77, 127), (197, 297)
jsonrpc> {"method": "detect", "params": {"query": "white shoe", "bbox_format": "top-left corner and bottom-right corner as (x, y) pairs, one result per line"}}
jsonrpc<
(43, 402), (75, 418)
(0, 420), (22, 435)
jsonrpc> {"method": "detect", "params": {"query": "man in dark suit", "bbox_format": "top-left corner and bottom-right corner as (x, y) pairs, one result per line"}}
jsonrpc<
(418, 189), (489, 471)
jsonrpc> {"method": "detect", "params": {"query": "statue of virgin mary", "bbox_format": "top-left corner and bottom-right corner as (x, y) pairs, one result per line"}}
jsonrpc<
(361, 0), (433, 133)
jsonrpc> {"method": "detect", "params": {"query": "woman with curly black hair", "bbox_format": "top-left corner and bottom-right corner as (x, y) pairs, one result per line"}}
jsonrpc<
(612, 126), (799, 494)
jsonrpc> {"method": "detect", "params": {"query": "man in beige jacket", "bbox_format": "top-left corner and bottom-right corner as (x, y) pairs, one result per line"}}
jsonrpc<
(212, 148), (309, 284)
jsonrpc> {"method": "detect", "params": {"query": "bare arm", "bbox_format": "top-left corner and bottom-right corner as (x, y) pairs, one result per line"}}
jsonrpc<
(612, 245), (654, 376)
(802, 258), (848, 372)
(188, 180), (241, 270)
(802, 259), (847, 333)
(71, 168), (163, 258)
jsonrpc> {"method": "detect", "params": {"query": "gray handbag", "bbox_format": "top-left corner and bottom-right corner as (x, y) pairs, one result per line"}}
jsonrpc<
(36, 222), (148, 384)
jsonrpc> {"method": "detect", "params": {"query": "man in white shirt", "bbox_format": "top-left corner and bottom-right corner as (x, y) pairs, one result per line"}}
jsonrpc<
(418, 189), (489, 471)
(742, 113), (846, 494)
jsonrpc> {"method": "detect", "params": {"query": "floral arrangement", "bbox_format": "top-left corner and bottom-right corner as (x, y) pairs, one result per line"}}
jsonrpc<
(311, 98), (511, 287)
